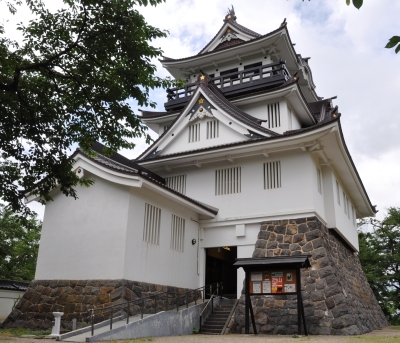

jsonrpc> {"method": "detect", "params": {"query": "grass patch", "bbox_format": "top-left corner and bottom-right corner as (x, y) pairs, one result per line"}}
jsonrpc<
(0, 328), (51, 337)
(391, 326), (400, 330)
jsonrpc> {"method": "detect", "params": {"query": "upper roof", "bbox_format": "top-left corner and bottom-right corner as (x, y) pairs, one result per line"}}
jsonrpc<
(197, 6), (261, 55)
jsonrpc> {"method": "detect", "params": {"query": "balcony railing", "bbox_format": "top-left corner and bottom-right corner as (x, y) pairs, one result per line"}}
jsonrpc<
(164, 60), (291, 111)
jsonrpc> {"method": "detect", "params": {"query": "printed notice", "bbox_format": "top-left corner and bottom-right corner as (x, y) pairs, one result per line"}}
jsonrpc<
(253, 282), (261, 293)
(251, 272), (263, 281)
(284, 284), (296, 292)
(262, 280), (271, 293)
(271, 271), (283, 277)
(286, 273), (293, 281)
(272, 277), (283, 293)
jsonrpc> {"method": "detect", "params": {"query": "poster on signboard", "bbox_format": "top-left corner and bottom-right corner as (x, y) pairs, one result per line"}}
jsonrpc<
(286, 273), (293, 281)
(253, 282), (261, 293)
(272, 275), (283, 293)
(284, 284), (296, 292)
(251, 272), (263, 281)
(262, 280), (271, 293)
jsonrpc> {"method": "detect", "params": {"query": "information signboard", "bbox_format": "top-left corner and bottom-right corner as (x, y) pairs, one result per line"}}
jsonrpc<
(250, 270), (296, 294)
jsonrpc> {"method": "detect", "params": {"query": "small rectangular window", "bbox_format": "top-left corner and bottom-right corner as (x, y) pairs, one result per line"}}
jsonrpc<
(267, 102), (280, 129)
(165, 175), (186, 195)
(215, 167), (241, 195)
(317, 168), (322, 194)
(206, 120), (219, 139)
(188, 123), (200, 143)
(143, 203), (161, 245)
(171, 214), (185, 252)
(336, 181), (340, 205)
(264, 161), (281, 189)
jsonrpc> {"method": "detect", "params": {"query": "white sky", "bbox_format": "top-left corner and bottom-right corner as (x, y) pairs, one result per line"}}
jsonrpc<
(3, 0), (399, 221)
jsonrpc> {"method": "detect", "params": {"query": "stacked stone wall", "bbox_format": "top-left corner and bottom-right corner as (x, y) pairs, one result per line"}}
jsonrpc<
(232, 217), (388, 335)
(2, 279), (199, 331)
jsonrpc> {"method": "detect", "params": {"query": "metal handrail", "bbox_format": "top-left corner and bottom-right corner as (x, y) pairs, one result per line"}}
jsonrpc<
(87, 282), (221, 336)
(199, 282), (222, 334)
(166, 60), (291, 102)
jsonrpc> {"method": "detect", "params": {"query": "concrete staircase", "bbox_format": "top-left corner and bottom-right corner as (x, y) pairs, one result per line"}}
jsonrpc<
(200, 299), (237, 335)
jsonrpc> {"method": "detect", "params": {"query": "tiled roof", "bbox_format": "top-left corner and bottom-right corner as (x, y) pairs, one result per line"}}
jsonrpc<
(72, 143), (218, 215)
(164, 25), (285, 62)
(197, 19), (261, 56)
(136, 76), (280, 161)
(0, 280), (29, 291)
(214, 38), (245, 51)
(139, 109), (180, 119)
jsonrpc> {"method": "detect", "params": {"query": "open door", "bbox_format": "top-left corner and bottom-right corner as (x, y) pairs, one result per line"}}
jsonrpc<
(205, 246), (237, 299)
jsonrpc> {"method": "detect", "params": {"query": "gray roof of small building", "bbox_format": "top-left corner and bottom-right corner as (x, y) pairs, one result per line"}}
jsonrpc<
(233, 256), (311, 269)
(0, 280), (29, 291)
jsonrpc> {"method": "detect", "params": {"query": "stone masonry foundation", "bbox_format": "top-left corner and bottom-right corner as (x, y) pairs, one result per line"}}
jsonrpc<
(232, 217), (388, 335)
(2, 279), (199, 331)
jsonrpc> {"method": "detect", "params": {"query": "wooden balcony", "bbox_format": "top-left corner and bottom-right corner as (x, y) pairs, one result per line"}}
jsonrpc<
(164, 60), (291, 111)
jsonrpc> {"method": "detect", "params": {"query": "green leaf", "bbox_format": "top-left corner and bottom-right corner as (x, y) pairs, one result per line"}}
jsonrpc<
(346, 0), (351, 5)
(352, 0), (363, 9)
(395, 44), (400, 54)
(385, 36), (400, 49)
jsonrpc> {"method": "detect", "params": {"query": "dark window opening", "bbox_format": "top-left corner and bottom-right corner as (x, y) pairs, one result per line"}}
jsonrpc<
(244, 62), (262, 76)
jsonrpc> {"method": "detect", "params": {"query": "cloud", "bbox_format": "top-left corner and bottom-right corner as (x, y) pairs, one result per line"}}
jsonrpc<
(14, 0), (398, 219)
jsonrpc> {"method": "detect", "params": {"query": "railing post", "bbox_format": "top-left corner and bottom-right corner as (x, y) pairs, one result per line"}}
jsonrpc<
(199, 314), (202, 333)
(155, 297), (157, 314)
(186, 291), (188, 309)
(91, 309), (94, 336)
(110, 307), (113, 330)
(217, 282), (219, 297)
(141, 298), (144, 319)
(195, 290), (197, 305)
(211, 296), (214, 314)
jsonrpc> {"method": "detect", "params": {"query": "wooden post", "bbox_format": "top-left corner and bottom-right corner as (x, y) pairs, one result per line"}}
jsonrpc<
(245, 270), (249, 334)
(296, 268), (302, 335)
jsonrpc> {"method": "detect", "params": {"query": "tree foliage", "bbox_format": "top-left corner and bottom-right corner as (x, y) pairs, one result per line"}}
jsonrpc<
(0, 204), (41, 281)
(358, 207), (400, 325)
(0, 0), (177, 214)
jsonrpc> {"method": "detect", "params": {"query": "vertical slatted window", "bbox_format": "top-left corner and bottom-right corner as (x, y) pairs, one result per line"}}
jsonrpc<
(346, 197), (350, 219)
(352, 206), (356, 226)
(343, 192), (347, 215)
(170, 214), (185, 252)
(317, 168), (322, 194)
(206, 120), (219, 139)
(165, 175), (186, 195)
(263, 161), (281, 189)
(215, 167), (241, 195)
(188, 123), (200, 142)
(336, 181), (340, 205)
(267, 102), (281, 129)
(143, 203), (161, 245)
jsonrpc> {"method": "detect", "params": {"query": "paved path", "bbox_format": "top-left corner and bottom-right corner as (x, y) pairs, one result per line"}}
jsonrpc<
(0, 327), (399, 343)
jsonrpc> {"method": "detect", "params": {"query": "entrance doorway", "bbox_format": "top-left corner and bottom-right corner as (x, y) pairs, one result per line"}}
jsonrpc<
(205, 246), (237, 299)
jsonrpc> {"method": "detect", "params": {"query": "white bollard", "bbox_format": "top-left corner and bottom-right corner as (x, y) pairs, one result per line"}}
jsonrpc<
(49, 312), (64, 337)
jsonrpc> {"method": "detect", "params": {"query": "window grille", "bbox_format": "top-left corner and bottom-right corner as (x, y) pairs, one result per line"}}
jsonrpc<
(143, 203), (161, 245)
(206, 120), (219, 139)
(264, 161), (281, 189)
(170, 214), (185, 252)
(215, 167), (241, 195)
(165, 175), (186, 195)
(317, 168), (322, 194)
(336, 181), (340, 205)
(267, 102), (280, 129)
(188, 123), (200, 142)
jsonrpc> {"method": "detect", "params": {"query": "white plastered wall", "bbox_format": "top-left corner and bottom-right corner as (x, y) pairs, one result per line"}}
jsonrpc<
(322, 167), (359, 250)
(35, 174), (130, 280)
(123, 187), (200, 289)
